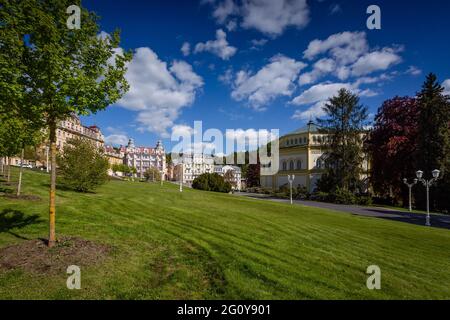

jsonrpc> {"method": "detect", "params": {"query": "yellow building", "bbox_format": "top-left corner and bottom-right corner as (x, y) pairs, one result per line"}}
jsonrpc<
(260, 121), (370, 192)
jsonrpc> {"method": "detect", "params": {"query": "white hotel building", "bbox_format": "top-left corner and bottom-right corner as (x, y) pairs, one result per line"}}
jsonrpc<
(123, 139), (166, 179)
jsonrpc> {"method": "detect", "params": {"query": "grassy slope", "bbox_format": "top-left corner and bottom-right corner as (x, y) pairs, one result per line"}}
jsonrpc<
(0, 169), (449, 300)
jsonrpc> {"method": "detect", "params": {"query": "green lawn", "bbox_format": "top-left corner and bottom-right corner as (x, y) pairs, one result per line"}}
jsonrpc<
(0, 169), (449, 299)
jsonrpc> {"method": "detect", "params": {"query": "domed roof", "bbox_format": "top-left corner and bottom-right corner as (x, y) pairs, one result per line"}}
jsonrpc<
(288, 121), (319, 135)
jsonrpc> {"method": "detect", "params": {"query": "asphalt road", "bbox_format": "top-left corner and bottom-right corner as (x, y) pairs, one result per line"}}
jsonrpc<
(235, 192), (450, 230)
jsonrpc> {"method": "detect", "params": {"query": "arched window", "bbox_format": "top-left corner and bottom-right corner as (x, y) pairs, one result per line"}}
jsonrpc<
(294, 138), (298, 144)
(296, 160), (302, 170)
(286, 140), (289, 146)
(282, 161), (287, 171)
(313, 136), (317, 143)
(289, 160), (294, 170)
(303, 137), (307, 143)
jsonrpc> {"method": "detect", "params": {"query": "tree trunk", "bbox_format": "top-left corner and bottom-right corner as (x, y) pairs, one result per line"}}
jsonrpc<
(48, 121), (57, 247)
(7, 156), (11, 183)
(17, 148), (24, 196)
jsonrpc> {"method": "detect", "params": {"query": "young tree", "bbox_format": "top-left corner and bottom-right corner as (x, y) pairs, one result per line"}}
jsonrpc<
(368, 97), (419, 203)
(317, 89), (369, 192)
(144, 167), (162, 182)
(223, 169), (237, 189)
(57, 138), (109, 192)
(2, 0), (131, 246)
(415, 74), (450, 212)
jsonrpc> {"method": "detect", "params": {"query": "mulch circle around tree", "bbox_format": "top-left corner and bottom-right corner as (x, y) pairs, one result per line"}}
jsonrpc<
(0, 236), (111, 275)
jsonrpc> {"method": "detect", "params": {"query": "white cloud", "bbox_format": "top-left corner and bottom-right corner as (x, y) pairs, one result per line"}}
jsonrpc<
(303, 31), (368, 64)
(291, 80), (379, 120)
(329, 4), (342, 15)
(299, 58), (336, 85)
(292, 101), (327, 120)
(181, 42), (190, 56)
(250, 38), (268, 50)
(206, 0), (310, 37)
(301, 31), (403, 83)
(194, 29), (237, 60)
(405, 66), (422, 76)
(230, 55), (307, 110)
(117, 47), (204, 137)
(443, 79), (450, 95)
(351, 48), (402, 76)
(226, 19), (237, 31)
(105, 134), (129, 146)
(291, 82), (353, 105)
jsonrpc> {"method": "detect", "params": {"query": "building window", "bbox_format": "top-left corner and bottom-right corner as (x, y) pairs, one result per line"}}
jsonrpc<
(296, 160), (302, 170)
(289, 160), (294, 170)
(282, 161), (287, 171)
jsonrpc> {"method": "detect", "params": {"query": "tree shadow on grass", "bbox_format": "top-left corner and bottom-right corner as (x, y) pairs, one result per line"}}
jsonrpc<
(0, 209), (43, 240)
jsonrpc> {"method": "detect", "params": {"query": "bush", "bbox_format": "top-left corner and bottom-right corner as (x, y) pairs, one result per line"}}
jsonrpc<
(310, 191), (331, 202)
(333, 187), (357, 204)
(57, 138), (109, 192)
(357, 196), (373, 206)
(192, 173), (231, 193)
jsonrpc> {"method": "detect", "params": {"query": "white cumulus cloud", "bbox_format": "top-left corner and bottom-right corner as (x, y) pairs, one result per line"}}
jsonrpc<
(117, 47), (204, 137)
(205, 0), (310, 37)
(230, 55), (307, 110)
(194, 29), (237, 60)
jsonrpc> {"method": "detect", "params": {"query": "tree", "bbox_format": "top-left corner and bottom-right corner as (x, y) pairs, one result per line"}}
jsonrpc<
(144, 167), (161, 182)
(414, 74), (450, 212)
(317, 88), (369, 192)
(223, 169), (237, 189)
(57, 138), (109, 192)
(2, 0), (131, 246)
(192, 173), (231, 193)
(368, 97), (419, 204)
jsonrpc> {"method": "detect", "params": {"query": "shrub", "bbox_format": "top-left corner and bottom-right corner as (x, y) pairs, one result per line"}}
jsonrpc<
(357, 196), (373, 206)
(333, 187), (357, 205)
(192, 173), (231, 193)
(310, 192), (331, 202)
(57, 138), (109, 192)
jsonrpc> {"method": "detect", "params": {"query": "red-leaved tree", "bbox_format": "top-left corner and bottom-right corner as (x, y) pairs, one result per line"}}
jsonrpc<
(368, 97), (420, 204)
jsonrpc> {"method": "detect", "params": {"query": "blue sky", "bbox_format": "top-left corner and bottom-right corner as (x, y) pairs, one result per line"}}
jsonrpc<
(80, 0), (450, 151)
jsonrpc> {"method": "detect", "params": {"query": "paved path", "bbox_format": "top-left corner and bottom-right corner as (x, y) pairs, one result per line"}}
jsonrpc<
(235, 192), (450, 230)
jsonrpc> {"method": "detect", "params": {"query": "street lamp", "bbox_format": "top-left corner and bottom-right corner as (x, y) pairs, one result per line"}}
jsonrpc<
(402, 178), (418, 212)
(288, 175), (295, 205)
(160, 171), (164, 187)
(416, 169), (440, 226)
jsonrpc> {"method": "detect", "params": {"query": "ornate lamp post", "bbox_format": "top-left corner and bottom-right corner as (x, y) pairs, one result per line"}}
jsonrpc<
(288, 175), (295, 205)
(416, 169), (440, 226)
(402, 178), (418, 212)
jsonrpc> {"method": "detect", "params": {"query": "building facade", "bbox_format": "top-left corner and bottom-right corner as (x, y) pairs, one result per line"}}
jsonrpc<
(260, 121), (370, 192)
(123, 139), (166, 179)
(214, 165), (242, 191)
(174, 154), (214, 186)
(56, 114), (104, 150)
